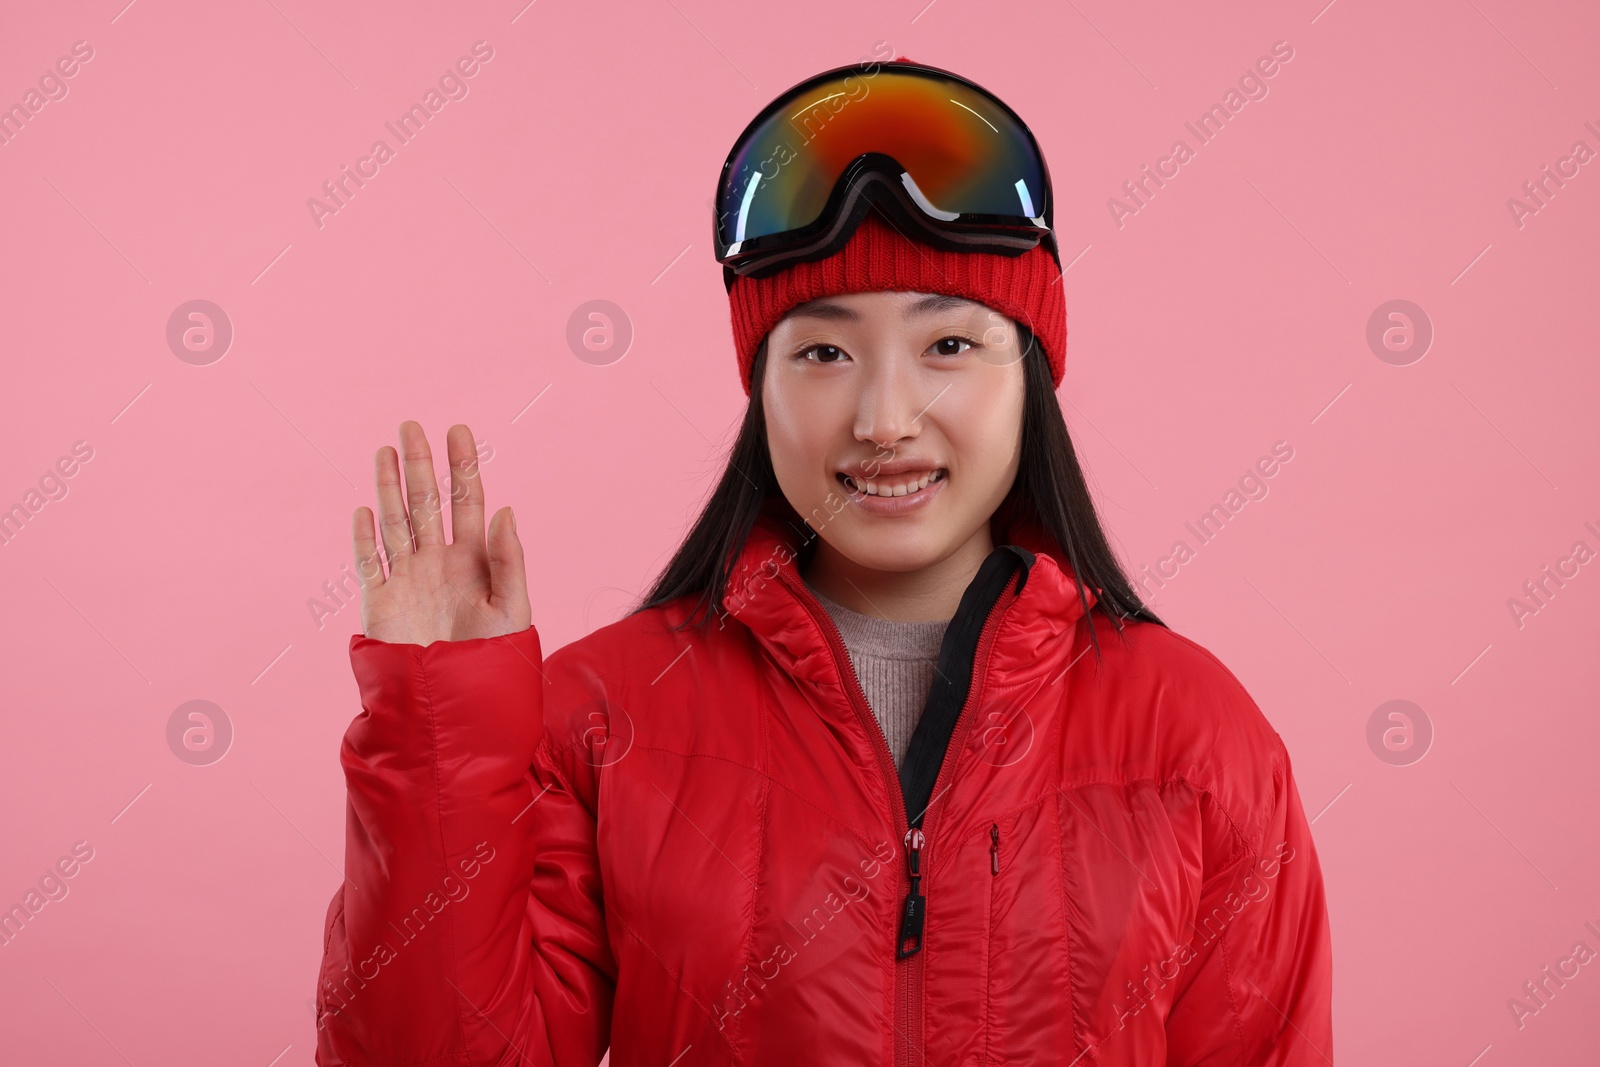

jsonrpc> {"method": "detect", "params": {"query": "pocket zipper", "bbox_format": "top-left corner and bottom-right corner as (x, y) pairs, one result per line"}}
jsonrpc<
(990, 823), (1000, 876)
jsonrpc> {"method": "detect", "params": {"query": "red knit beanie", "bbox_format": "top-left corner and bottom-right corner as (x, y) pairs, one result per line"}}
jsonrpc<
(728, 211), (1065, 396)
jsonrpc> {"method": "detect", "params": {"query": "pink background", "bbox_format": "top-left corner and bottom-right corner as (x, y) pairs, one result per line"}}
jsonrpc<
(2, 0), (1597, 1062)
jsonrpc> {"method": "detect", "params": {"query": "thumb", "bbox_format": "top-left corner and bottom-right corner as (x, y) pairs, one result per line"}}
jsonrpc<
(486, 505), (530, 621)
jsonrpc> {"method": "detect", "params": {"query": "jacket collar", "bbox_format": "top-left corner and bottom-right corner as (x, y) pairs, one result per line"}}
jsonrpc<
(721, 499), (1099, 690)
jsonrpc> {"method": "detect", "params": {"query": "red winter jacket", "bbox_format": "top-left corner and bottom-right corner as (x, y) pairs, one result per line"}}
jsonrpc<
(315, 504), (1334, 1066)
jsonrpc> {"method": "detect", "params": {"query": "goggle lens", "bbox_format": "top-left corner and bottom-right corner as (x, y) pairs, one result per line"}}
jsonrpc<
(716, 65), (1050, 258)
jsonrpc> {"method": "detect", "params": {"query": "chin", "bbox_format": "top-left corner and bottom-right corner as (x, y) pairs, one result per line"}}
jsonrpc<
(830, 523), (950, 572)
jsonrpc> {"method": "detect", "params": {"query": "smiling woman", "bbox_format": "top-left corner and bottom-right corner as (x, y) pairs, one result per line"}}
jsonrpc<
(317, 56), (1333, 1067)
(759, 286), (1028, 616)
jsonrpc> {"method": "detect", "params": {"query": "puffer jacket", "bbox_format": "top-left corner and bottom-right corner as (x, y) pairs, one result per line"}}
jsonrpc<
(315, 503), (1334, 1066)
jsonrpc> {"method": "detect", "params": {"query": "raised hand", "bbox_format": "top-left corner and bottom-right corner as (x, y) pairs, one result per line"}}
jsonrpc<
(352, 421), (530, 645)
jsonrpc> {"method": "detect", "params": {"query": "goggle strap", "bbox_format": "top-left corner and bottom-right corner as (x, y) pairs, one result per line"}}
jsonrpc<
(724, 171), (1048, 283)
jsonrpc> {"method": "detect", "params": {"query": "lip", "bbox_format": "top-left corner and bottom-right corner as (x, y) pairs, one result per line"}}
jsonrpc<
(838, 458), (945, 479)
(837, 468), (947, 517)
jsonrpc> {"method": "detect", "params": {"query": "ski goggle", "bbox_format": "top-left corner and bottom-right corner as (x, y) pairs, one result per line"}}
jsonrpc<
(713, 61), (1058, 286)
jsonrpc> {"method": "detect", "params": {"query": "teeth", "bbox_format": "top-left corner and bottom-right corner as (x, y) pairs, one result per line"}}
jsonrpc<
(843, 469), (945, 497)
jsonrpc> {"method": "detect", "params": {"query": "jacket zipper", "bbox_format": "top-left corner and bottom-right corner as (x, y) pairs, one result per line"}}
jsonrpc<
(985, 822), (1000, 1063)
(899, 601), (1010, 1067)
(782, 567), (1019, 1067)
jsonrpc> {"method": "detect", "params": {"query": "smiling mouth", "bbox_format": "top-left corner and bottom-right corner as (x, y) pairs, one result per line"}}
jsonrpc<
(837, 468), (948, 498)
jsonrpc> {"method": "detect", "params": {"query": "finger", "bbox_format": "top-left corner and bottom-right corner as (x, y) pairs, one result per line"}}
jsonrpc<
(374, 444), (414, 566)
(486, 506), (529, 616)
(399, 421), (447, 549)
(351, 506), (387, 589)
(445, 424), (486, 555)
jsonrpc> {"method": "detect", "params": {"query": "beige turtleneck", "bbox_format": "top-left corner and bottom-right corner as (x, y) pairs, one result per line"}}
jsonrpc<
(806, 582), (951, 771)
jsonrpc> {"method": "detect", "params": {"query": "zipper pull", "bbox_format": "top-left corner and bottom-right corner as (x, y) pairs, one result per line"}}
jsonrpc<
(990, 823), (1000, 876)
(896, 828), (926, 959)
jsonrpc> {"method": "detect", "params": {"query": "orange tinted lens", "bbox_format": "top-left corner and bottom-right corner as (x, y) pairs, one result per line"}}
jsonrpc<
(717, 67), (1047, 252)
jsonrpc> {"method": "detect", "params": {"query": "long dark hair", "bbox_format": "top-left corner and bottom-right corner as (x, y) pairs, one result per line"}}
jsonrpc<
(631, 322), (1165, 658)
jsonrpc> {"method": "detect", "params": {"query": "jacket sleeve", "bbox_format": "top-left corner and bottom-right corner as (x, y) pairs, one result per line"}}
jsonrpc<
(314, 626), (617, 1067)
(1164, 738), (1335, 1066)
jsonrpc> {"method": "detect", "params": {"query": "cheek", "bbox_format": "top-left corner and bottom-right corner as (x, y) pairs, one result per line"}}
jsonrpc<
(943, 376), (1024, 476)
(763, 383), (836, 487)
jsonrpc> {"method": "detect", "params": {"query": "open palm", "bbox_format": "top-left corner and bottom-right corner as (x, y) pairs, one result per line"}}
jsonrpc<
(352, 421), (530, 646)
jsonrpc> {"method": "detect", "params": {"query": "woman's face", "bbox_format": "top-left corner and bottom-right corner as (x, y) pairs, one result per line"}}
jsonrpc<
(762, 289), (1027, 574)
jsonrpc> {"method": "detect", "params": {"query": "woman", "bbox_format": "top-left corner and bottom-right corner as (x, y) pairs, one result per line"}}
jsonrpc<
(315, 59), (1333, 1066)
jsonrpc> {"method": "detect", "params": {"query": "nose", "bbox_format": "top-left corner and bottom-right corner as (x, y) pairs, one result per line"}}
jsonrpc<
(853, 349), (929, 450)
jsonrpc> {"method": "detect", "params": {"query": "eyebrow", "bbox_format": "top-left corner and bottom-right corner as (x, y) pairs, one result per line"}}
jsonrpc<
(783, 293), (976, 323)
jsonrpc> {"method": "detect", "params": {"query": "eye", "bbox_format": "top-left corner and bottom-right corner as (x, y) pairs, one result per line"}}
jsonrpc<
(797, 344), (849, 364)
(929, 335), (977, 357)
